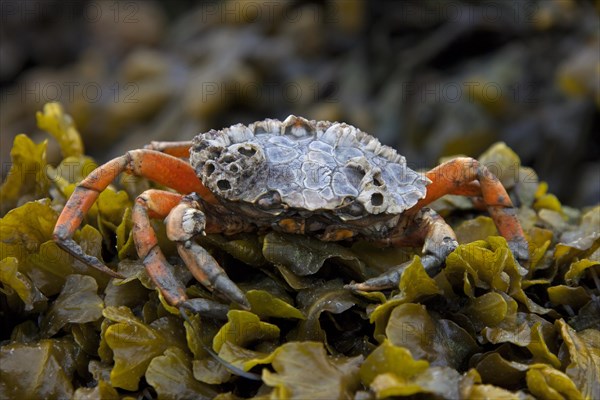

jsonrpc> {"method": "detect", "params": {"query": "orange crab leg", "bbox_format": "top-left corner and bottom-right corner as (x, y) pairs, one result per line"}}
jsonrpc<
(53, 149), (216, 277)
(132, 190), (187, 305)
(349, 208), (458, 290)
(132, 190), (237, 315)
(438, 181), (486, 210)
(447, 181), (481, 197)
(411, 157), (527, 259)
(145, 141), (193, 158)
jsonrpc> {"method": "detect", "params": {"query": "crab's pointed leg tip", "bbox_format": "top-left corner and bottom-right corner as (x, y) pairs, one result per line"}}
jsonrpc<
(179, 306), (193, 325)
(235, 295), (251, 311)
(345, 282), (368, 292)
(181, 298), (229, 320)
(108, 270), (125, 279)
(508, 238), (530, 262)
(345, 272), (400, 292)
(213, 276), (251, 310)
(56, 238), (124, 278)
(83, 257), (124, 279)
(228, 290), (251, 310)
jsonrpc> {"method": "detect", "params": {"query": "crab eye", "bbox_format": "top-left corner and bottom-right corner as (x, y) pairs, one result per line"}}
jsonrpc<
(341, 196), (354, 206)
(256, 191), (282, 209)
(338, 198), (364, 217)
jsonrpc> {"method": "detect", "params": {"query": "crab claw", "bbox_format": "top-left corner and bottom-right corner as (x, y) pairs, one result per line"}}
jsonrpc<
(177, 241), (251, 310)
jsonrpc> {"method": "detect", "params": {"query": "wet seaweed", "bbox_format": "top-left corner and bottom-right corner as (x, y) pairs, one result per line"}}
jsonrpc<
(0, 103), (598, 399)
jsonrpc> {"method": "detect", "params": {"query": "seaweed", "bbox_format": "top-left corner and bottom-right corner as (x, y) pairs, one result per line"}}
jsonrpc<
(0, 103), (598, 399)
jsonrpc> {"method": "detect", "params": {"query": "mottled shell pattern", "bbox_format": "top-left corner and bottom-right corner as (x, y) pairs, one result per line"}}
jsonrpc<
(190, 116), (430, 221)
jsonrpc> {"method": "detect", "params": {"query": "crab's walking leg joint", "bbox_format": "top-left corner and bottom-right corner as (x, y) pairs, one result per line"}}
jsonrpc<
(347, 209), (457, 291)
(133, 190), (236, 316)
(166, 194), (250, 310)
(132, 190), (187, 305)
(53, 149), (214, 277)
(414, 157), (528, 260)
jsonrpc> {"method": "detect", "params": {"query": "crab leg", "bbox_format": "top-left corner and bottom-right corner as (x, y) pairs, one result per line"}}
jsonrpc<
(412, 157), (528, 260)
(145, 141), (193, 158)
(447, 181), (481, 197)
(133, 189), (235, 316)
(435, 180), (486, 210)
(165, 194), (250, 309)
(132, 190), (187, 305)
(53, 149), (215, 277)
(347, 208), (457, 290)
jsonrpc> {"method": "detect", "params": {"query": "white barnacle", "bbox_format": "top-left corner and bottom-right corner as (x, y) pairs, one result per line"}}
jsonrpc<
(282, 115), (315, 138)
(226, 123), (254, 143)
(182, 208), (206, 237)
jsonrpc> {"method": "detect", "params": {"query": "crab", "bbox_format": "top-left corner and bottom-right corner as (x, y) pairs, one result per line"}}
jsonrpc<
(53, 115), (528, 312)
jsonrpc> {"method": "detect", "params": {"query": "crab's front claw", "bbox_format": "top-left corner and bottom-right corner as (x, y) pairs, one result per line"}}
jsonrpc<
(177, 241), (251, 310)
(164, 196), (251, 310)
(132, 190), (250, 310)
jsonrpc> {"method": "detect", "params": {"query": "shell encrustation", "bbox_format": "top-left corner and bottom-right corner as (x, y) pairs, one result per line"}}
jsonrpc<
(190, 116), (429, 218)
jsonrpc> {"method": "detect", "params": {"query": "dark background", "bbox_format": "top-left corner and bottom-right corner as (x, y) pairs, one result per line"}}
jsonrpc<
(1, 0), (598, 206)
